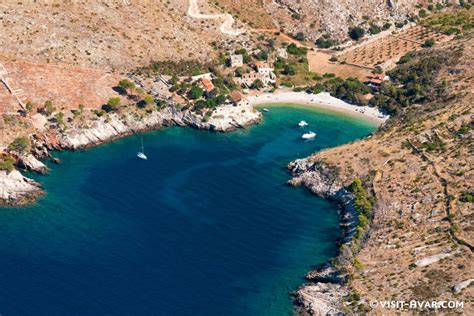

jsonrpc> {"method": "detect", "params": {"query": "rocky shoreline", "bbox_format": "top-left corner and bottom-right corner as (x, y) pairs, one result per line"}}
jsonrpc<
(0, 103), (262, 206)
(288, 158), (359, 315)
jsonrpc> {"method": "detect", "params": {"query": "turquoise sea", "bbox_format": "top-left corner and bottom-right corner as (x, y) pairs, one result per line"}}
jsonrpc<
(0, 105), (376, 315)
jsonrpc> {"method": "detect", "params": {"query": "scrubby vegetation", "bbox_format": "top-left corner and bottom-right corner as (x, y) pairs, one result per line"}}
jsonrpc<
(460, 191), (473, 203)
(102, 97), (121, 112)
(286, 43), (308, 56)
(8, 137), (30, 154)
(137, 59), (217, 77)
(0, 155), (16, 173)
(307, 76), (370, 105)
(315, 35), (338, 48)
(350, 177), (375, 253)
(422, 8), (474, 35)
(369, 48), (461, 115)
(369, 24), (381, 35)
(349, 27), (365, 41)
(422, 38), (436, 48)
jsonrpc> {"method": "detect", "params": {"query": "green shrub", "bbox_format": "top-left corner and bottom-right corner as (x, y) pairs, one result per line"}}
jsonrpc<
(44, 100), (55, 115)
(8, 136), (30, 154)
(422, 38), (436, 48)
(369, 24), (381, 35)
(349, 27), (365, 40)
(293, 32), (305, 41)
(353, 257), (364, 270)
(351, 177), (374, 218)
(315, 36), (337, 48)
(286, 43), (307, 56)
(118, 79), (136, 93)
(102, 97), (121, 112)
(460, 192), (473, 203)
(397, 51), (415, 64)
(54, 112), (65, 126)
(188, 85), (204, 100)
(143, 95), (154, 105)
(0, 156), (16, 173)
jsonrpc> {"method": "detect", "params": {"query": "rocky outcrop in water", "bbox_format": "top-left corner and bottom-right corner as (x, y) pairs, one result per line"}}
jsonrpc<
(0, 170), (43, 205)
(288, 159), (358, 244)
(16, 154), (48, 174)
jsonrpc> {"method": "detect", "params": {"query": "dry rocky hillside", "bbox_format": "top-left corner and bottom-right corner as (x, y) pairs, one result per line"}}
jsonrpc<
(265, 0), (457, 41)
(290, 34), (473, 314)
(0, 1), (248, 117)
(0, 0), (232, 70)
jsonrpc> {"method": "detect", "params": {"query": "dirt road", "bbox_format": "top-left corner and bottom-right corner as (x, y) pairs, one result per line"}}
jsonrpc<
(188, 0), (244, 36)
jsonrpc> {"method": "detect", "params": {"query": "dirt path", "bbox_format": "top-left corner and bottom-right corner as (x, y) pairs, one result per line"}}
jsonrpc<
(188, 0), (244, 36)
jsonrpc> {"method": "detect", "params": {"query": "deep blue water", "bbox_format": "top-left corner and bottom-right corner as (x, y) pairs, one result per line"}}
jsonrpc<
(0, 105), (376, 315)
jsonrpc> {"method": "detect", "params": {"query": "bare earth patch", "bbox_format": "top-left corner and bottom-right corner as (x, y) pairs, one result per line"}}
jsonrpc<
(0, 57), (122, 113)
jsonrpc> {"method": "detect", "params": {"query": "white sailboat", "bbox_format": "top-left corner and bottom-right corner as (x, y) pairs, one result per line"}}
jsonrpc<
(301, 131), (316, 139)
(298, 120), (308, 127)
(137, 137), (147, 160)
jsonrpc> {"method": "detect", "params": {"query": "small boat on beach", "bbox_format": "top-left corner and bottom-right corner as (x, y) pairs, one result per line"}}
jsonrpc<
(298, 120), (308, 127)
(301, 131), (316, 139)
(137, 137), (147, 160)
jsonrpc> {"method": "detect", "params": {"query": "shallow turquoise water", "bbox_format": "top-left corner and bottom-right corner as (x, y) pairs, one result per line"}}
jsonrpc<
(0, 105), (376, 315)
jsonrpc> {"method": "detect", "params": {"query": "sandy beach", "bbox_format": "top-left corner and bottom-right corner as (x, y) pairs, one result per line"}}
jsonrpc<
(244, 91), (389, 124)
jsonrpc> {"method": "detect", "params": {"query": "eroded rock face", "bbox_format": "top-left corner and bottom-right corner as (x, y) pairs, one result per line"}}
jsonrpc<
(288, 159), (357, 315)
(293, 282), (348, 316)
(288, 159), (345, 197)
(16, 154), (48, 174)
(58, 105), (261, 150)
(0, 170), (42, 205)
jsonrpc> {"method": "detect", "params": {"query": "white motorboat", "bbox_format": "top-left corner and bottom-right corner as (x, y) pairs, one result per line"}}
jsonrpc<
(298, 120), (308, 127)
(262, 108), (269, 112)
(137, 137), (147, 160)
(301, 131), (316, 139)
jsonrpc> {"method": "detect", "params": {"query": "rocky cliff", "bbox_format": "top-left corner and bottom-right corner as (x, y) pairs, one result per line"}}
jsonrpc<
(48, 105), (261, 150)
(0, 170), (42, 206)
(288, 159), (356, 315)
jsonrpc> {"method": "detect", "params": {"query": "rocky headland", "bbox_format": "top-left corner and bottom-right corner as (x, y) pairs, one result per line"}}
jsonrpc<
(0, 103), (261, 206)
(288, 160), (359, 315)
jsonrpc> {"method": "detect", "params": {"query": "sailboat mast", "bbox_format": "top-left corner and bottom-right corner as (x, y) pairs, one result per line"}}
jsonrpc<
(141, 137), (144, 153)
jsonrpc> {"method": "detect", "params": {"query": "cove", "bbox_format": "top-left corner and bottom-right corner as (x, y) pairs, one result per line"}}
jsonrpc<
(0, 105), (376, 316)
